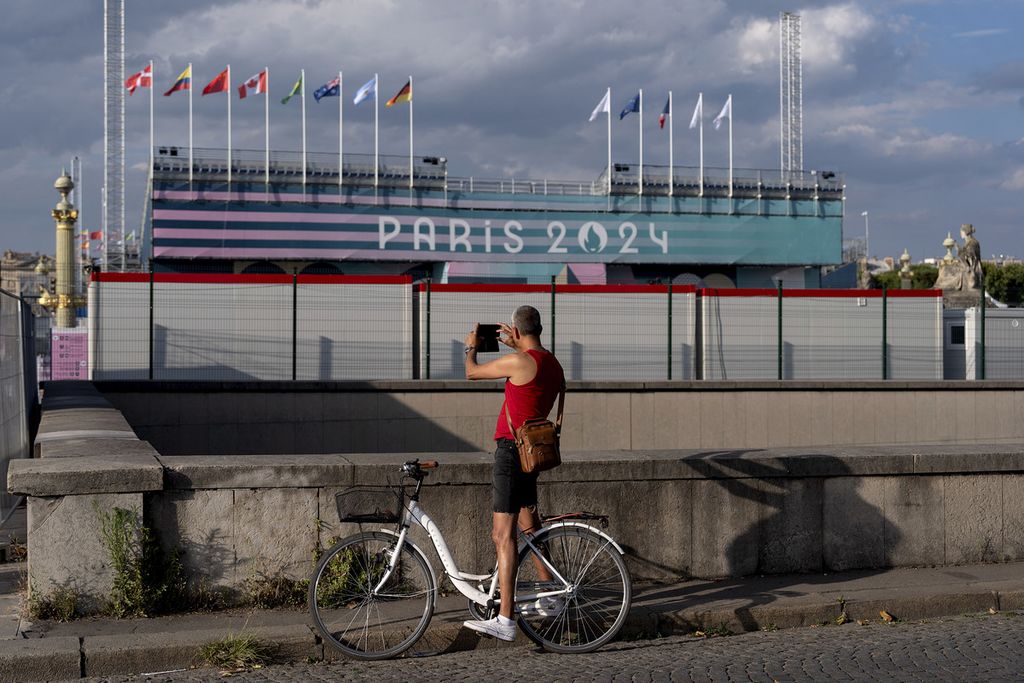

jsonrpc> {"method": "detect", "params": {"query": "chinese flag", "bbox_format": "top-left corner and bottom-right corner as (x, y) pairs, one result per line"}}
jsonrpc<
(202, 68), (230, 95)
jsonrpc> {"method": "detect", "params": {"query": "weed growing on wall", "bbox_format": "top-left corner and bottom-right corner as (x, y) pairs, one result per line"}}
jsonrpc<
(95, 504), (185, 617)
(199, 632), (275, 670)
(27, 583), (79, 622)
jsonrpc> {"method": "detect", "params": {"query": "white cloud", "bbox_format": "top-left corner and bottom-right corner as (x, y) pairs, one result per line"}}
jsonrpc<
(1000, 168), (1024, 191)
(953, 28), (1008, 38)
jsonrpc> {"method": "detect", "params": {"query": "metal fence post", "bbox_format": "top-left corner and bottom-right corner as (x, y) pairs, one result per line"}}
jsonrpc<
(777, 281), (783, 380)
(148, 271), (154, 380)
(291, 273), (298, 381)
(881, 285), (888, 380)
(425, 277), (431, 380)
(550, 276), (557, 354)
(980, 283), (986, 380)
(667, 281), (673, 380)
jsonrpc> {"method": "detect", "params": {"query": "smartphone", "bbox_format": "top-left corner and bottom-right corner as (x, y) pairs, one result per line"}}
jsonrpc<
(476, 324), (500, 353)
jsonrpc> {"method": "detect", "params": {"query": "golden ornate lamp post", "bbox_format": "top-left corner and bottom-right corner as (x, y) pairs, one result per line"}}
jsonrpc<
(40, 169), (86, 327)
(899, 248), (912, 289)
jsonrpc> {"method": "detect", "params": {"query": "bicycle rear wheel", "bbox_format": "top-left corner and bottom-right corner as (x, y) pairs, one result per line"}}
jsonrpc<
(309, 531), (435, 660)
(515, 524), (631, 653)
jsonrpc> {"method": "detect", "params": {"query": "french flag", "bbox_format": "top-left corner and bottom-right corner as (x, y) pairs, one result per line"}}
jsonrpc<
(238, 70), (267, 99)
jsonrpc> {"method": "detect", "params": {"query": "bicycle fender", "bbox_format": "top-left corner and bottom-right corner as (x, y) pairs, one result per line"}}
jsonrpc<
(527, 521), (626, 556)
(377, 528), (441, 595)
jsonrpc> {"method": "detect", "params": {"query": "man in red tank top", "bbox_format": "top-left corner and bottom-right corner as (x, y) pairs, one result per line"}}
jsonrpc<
(461, 305), (565, 642)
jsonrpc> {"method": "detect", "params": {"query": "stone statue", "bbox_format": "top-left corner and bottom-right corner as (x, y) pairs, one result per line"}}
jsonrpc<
(935, 223), (983, 292)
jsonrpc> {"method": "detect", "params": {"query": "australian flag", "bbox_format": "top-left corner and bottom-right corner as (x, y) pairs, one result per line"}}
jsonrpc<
(313, 77), (340, 102)
(619, 92), (640, 120)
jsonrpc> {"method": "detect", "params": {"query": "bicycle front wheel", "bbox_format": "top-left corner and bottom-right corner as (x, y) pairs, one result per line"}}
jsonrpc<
(515, 524), (632, 653)
(309, 531), (435, 660)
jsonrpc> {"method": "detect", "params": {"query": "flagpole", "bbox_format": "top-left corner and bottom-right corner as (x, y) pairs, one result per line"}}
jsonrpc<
(405, 75), (409, 192)
(188, 62), (193, 193)
(301, 68), (307, 198)
(606, 87), (612, 197)
(668, 90), (673, 197)
(728, 94), (733, 198)
(344, 69), (348, 191)
(638, 88), (643, 197)
(698, 92), (704, 197)
(374, 73), (379, 192)
(149, 60), (154, 188)
(265, 67), (270, 196)
(227, 65), (232, 190)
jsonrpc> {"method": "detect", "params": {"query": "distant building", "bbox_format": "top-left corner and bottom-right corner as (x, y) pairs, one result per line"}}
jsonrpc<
(1, 250), (51, 309)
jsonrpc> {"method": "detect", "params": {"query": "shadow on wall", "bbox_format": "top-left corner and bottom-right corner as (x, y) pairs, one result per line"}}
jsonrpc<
(662, 451), (898, 630)
(100, 385), (487, 456)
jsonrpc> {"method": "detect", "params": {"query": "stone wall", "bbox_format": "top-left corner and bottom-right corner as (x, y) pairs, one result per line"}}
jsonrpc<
(11, 381), (1024, 615)
(97, 380), (1024, 456)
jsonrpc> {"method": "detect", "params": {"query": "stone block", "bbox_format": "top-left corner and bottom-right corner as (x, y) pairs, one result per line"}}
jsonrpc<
(150, 489), (235, 589)
(823, 477), (885, 571)
(691, 478), (765, 578)
(0, 635), (81, 682)
(1002, 475), (1024, 561)
(542, 479), (691, 581)
(741, 391), (769, 450)
(882, 476), (944, 566)
(944, 475), (1001, 564)
(758, 477), (823, 574)
(9, 452), (162, 497)
(28, 492), (143, 613)
(162, 454), (353, 490)
(233, 488), (319, 582)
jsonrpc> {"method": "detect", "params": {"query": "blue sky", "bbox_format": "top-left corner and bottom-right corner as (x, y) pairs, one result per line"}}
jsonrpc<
(0, 0), (1022, 262)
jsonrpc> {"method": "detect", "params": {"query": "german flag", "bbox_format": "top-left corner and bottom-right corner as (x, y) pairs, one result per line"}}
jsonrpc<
(386, 80), (412, 107)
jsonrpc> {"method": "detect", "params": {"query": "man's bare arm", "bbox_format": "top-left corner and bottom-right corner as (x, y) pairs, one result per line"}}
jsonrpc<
(465, 349), (525, 381)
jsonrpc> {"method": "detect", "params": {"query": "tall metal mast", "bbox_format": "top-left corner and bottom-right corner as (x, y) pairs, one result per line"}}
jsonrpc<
(780, 11), (803, 177)
(103, 0), (125, 271)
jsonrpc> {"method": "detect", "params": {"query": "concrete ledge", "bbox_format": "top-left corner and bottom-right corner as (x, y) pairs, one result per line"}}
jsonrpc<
(94, 379), (1024, 392)
(160, 454), (355, 489)
(82, 624), (318, 677)
(0, 635), (81, 682)
(9, 453), (163, 496)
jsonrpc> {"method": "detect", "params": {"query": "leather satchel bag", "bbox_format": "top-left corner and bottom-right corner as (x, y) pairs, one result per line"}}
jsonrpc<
(504, 384), (566, 474)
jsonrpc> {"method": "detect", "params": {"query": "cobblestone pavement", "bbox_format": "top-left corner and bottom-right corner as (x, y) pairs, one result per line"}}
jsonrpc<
(83, 613), (1024, 683)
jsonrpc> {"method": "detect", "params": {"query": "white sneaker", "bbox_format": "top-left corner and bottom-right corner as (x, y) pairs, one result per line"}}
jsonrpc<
(463, 615), (516, 642)
(520, 596), (565, 617)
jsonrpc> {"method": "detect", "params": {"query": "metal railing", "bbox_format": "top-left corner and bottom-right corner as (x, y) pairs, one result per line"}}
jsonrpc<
(152, 147), (843, 200)
(0, 289), (37, 513)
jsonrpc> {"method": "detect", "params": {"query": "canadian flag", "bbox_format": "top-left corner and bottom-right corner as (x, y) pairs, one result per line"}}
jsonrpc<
(125, 64), (152, 96)
(238, 70), (268, 99)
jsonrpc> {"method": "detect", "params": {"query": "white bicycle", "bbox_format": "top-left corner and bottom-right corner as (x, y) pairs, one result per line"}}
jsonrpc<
(308, 459), (632, 660)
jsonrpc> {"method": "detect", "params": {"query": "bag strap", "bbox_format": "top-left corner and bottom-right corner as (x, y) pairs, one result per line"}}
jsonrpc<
(554, 381), (566, 436)
(504, 401), (519, 444)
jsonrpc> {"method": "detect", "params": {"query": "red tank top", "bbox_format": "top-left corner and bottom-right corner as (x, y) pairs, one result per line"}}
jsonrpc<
(494, 348), (565, 441)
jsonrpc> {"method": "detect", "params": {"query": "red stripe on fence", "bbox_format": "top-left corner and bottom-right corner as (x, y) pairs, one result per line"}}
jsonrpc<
(92, 273), (412, 285)
(701, 288), (943, 298)
(418, 283), (552, 293)
(297, 275), (412, 285)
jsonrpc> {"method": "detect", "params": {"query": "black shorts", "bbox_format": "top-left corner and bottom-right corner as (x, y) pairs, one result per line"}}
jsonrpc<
(493, 438), (539, 514)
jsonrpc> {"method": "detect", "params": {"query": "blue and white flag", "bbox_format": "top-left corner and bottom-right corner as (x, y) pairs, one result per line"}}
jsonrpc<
(313, 77), (340, 102)
(353, 76), (377, 105)
(619, 92), (640, 120)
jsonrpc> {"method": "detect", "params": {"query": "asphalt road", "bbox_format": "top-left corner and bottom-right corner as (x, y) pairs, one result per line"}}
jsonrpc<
(81, 612), (1024, 682)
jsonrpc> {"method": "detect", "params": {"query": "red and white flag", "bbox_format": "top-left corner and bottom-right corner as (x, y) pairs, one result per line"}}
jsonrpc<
(238, 70), (267, 99)
(125, 64), (152, 96)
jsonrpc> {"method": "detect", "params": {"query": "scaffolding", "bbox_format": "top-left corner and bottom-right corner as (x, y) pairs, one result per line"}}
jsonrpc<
(103, 0), (126, 272)
(780, 11), (803, 177)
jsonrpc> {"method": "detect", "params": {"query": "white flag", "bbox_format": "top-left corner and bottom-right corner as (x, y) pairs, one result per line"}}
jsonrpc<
(353, 75), (377, 105)
(713, 95), (731, 130)
(688, 93), (702, 130)
(589, 88), (610, 122)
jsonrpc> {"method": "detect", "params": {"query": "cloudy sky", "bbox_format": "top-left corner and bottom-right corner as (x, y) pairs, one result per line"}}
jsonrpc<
(1, 0), (1022, 262)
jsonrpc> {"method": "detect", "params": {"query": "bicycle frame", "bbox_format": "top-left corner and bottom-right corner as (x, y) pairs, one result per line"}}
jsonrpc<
(375, 498), (576, 608)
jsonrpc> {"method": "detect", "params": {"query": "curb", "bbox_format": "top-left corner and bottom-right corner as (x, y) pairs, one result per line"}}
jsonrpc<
(0, 588), (1014, 680)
